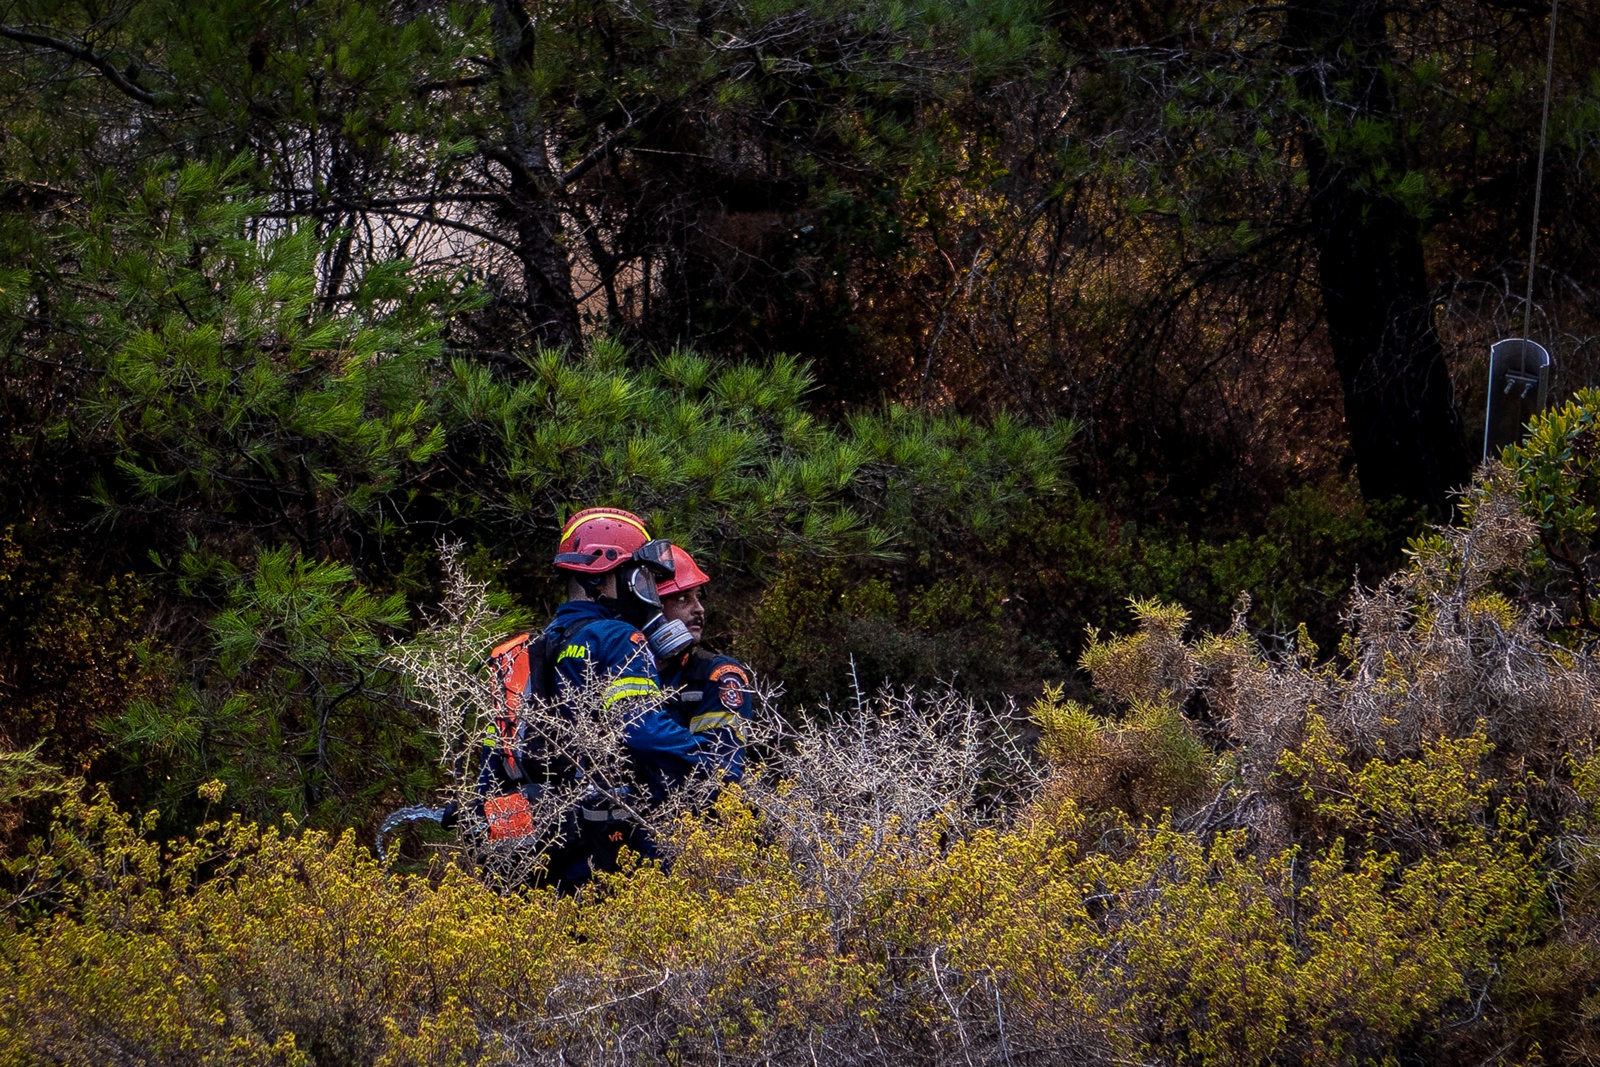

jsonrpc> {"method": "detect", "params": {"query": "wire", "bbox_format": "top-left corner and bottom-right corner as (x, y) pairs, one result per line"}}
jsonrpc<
(1523, 0), (1560, 343)
(1484, 0), (1561, 465)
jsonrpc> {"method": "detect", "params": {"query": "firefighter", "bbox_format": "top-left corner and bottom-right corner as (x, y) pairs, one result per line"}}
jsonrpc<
(652, 544), (755, 797)
(479, 507), (717, 888)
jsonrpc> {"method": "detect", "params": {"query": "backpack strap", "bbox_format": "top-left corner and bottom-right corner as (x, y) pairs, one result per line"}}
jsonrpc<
(507, 617), (609, 770)
(488, 617), (612, 784)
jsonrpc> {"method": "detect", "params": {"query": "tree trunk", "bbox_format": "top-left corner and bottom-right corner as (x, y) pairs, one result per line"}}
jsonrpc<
(1285, 0), (1468, 515)
(490, 0), (583, 353)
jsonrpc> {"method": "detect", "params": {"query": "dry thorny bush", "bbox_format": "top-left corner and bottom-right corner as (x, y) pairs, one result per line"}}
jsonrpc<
(1054, 461), (1600, 856)
(387, 541), (1042, 892)
(1211, 463), (1600, 825)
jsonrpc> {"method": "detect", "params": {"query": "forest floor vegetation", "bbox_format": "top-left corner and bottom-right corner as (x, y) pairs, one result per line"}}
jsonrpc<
(5, 438), (1600, 1065)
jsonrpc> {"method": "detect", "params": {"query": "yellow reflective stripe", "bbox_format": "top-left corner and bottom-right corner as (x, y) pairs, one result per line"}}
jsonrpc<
(605, 684), (659, 699)
(561, 509), (649, 541)
(605, 675), (658, 690)
(690, 710), (745, 742)
(604, 675), (659, 696)
(603, 675), (661, 709)
(603, 689), (657, 709)
(689, 710), (736, 732)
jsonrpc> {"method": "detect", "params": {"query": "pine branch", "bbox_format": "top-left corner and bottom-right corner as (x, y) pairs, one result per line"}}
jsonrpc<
(255, 203), (519, 251)
(0, 24), (193, 107)
(415, 74), (490, 94)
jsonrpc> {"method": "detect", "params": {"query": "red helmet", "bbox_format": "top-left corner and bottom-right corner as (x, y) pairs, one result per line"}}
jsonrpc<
(656, 545), (710, 596)
(554, 507), (652, 573)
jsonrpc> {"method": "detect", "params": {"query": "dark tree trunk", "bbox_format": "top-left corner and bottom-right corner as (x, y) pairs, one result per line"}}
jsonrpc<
(1285, 0), (1468, 515)
(490, 0), (583, 353)
(507, 173), (584, 352)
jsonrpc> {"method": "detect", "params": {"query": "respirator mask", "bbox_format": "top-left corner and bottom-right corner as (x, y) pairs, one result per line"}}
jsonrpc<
(606, 539), (694, 659)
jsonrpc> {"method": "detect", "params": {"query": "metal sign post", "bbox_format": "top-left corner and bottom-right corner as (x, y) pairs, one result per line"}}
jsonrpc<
(1482, 337), (1552, 461)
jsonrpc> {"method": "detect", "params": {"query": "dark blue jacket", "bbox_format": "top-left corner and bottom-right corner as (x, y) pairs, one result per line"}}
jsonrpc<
(546, 600), (711, 781)
(657, 648), (754, 792)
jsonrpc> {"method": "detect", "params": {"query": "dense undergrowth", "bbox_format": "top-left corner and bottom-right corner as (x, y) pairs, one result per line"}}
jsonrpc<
(5, 423), (1600, 1064)
(0, 157), (1411, 837)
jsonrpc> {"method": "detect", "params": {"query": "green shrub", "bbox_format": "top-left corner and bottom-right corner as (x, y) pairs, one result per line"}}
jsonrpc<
(106, 544), (420, 829)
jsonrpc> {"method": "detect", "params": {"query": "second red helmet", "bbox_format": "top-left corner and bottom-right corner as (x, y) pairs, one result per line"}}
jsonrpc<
(656, 544), (710, 596)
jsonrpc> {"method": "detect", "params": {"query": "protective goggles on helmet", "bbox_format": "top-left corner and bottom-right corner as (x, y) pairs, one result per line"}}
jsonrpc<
(630, 539), (677, 577)
(555, 536), (678, 575)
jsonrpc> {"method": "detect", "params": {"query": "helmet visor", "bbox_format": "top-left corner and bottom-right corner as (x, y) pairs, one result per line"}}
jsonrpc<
(624, 561), (663, 608)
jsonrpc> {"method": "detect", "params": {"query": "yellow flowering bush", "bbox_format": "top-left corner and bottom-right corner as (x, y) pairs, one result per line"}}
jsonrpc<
(0, 723), (1553, 1066)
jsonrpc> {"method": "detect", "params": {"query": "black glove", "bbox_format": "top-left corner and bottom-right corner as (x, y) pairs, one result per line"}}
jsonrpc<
(438, 800), (461, 830)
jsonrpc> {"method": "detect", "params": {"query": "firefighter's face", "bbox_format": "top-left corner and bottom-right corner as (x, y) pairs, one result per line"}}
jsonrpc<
(660, 586), (706, 643)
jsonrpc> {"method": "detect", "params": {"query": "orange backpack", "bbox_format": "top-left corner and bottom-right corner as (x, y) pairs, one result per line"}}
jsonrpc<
(486, 631), (542, 784)
(481, 622), (595, 841)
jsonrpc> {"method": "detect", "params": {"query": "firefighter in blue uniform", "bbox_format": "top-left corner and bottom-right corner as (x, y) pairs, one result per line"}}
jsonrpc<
(478, 507), (716, 889)
(652, 545), (754, 796)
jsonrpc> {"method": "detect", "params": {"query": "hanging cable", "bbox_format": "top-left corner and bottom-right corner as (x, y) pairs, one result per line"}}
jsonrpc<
(1484, 1), (1561, 465)
(1523, 0), (1560, 342)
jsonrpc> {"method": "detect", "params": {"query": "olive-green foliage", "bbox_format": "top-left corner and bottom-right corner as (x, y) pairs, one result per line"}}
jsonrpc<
(736, 558), (1051, 708)
(14, 156), (1076, 573)
(0, 745), (69, 856)
(107, 545), (418, 830)
(0, 527), (156, 759)
(1497, 751), (1600, 1063)
(1027, 478), (1409, 645)
(45, 158), (457, 549)
(1, 159), (459, 827)
(844, 406), (1077, 554)
(11, 151), (1075, 553)
(443, 342), (1074, 571)
(1120, 482), (1410, 638)
(0, 0), (1046, 363)
(1437, 395), (1600, 1061)
(1, 154), (1083, 825)
(738, 476), (1407, 711)
(0, 525), (161, 843)
(1499, 386), (1600, 637)
(0, 97), (1419, 839)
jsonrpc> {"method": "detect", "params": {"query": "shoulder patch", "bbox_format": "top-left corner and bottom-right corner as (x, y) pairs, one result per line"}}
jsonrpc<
(709, 663), (748, 684)
(711, 663), (750, 711)
(629, 631), (646, 645)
